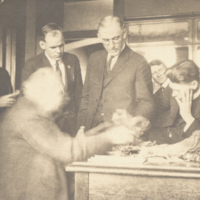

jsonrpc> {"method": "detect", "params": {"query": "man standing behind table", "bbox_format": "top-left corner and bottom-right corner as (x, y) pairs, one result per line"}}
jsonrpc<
(142, 60), (200, 144)
(77, 16), (154, 132)
(150, 59), (170, 95)
(22, 23), (83, 136)
(150, 59), (174, 125)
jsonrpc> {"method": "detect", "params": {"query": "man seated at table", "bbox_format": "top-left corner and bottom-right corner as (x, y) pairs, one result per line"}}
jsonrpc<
(142, 60), (200, 144)
(0, 68), (134, 200)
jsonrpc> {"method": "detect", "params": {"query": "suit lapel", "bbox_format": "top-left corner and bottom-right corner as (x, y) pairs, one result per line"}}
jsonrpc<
(97, 51), (107, 87)
(42, 52), (52, 68)
(42, 52), (69, 91)
(104, 45), (130, 88)
(62, 54), (70, 92)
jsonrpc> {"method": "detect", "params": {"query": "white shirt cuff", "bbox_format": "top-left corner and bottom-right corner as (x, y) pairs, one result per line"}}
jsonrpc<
(183, 118), (195, 132)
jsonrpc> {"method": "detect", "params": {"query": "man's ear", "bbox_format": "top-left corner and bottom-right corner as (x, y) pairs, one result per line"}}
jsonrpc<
(39, 41), (45, 50)
(190, 80), (198, 90)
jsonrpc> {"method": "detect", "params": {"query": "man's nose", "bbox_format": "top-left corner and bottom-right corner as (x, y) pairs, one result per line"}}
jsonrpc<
(108, 39), (114, 49)
(56, 47), (61, 53)
(157, 71), (161, 77)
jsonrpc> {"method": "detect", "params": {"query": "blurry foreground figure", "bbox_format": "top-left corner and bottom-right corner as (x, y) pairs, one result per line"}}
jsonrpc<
(0, 68), (134, 200)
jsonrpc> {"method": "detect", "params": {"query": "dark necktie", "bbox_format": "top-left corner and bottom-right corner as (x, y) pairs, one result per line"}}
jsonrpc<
(55, 61), (62, 76)
(160, 86), (164, 92)
(106, 56), (114, 73)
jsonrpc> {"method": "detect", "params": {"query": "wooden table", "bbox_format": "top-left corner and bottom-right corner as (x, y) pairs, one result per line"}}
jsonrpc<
(66, 157), (200, 200)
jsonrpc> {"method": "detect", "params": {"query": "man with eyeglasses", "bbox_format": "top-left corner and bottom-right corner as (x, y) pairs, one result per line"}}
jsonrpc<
(22, 23), (83, 137)
(77, 16), (154, 132)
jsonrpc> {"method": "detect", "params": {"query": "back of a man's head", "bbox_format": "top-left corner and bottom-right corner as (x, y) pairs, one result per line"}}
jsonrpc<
(21, 68), (69, 114)
(40, 23), (63, 42)
(166, 60), (199, 84)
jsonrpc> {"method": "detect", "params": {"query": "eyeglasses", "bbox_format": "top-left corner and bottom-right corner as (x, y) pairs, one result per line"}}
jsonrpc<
(101, 36), (122, 45)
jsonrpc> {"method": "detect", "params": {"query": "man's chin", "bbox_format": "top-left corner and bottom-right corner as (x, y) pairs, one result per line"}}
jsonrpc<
(109, 51), (120, 57)
(54, 57), (62, 61)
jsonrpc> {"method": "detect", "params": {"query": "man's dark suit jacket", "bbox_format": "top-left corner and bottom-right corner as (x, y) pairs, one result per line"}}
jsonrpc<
(153, 85), (175, 126)
(77, 45), (154, 131)
(0, 67), (13, 115)
(143, 86), (200, 144)
(22, 52), (83, 136)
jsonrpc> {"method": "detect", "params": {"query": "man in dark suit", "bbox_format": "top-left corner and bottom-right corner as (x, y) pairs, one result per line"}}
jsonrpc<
(22, 23), (82, 136)
(77, 16), (154, 132)
(142, 60), (200, 144)
(0, 67), (19, 115)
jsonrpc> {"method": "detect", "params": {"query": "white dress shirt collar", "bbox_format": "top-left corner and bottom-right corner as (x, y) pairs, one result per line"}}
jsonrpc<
(45, 52), (57, 70)
(107, 43), (126, 70)
(162, 78), (170, 88)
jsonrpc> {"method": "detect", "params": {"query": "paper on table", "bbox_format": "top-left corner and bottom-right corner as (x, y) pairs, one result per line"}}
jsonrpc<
(88, 155), (146, 165)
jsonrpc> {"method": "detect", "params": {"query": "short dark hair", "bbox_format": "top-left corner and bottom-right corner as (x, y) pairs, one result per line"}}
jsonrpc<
(166, 60), (199, 83)
(149, 59), (166, 68)
(40, 23), (63, 41)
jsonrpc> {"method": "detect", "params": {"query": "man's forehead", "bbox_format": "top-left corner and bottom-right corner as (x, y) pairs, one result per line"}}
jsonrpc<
(169, 82), (187, 90)
(151, 64), (166, 71)
(98, 25), (122, 38)
(45, 31), (64, 41)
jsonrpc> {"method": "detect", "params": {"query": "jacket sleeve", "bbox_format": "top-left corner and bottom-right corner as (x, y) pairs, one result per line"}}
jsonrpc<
(76, 61), (91, 130)
(22, 118), (115, 165)
(0, 69), (13, 96)
(134, 59), (155, 120)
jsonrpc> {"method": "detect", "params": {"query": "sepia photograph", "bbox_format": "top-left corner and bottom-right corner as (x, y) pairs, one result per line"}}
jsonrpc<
(1, 0), (200, 199)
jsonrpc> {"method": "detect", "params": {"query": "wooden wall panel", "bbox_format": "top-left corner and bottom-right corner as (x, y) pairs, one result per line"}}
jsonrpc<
(124, 0), (200, 20)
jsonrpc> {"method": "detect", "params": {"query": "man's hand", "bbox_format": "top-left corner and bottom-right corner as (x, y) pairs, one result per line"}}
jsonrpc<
(175, 88), (194, 125)
(106, 125), (135, 145)
(112, 109), (150, 137)
(0, 93), (18, 107)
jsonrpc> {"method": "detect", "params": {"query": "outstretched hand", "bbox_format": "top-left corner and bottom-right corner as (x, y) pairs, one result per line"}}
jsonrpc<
(106, 125), (135, 145)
